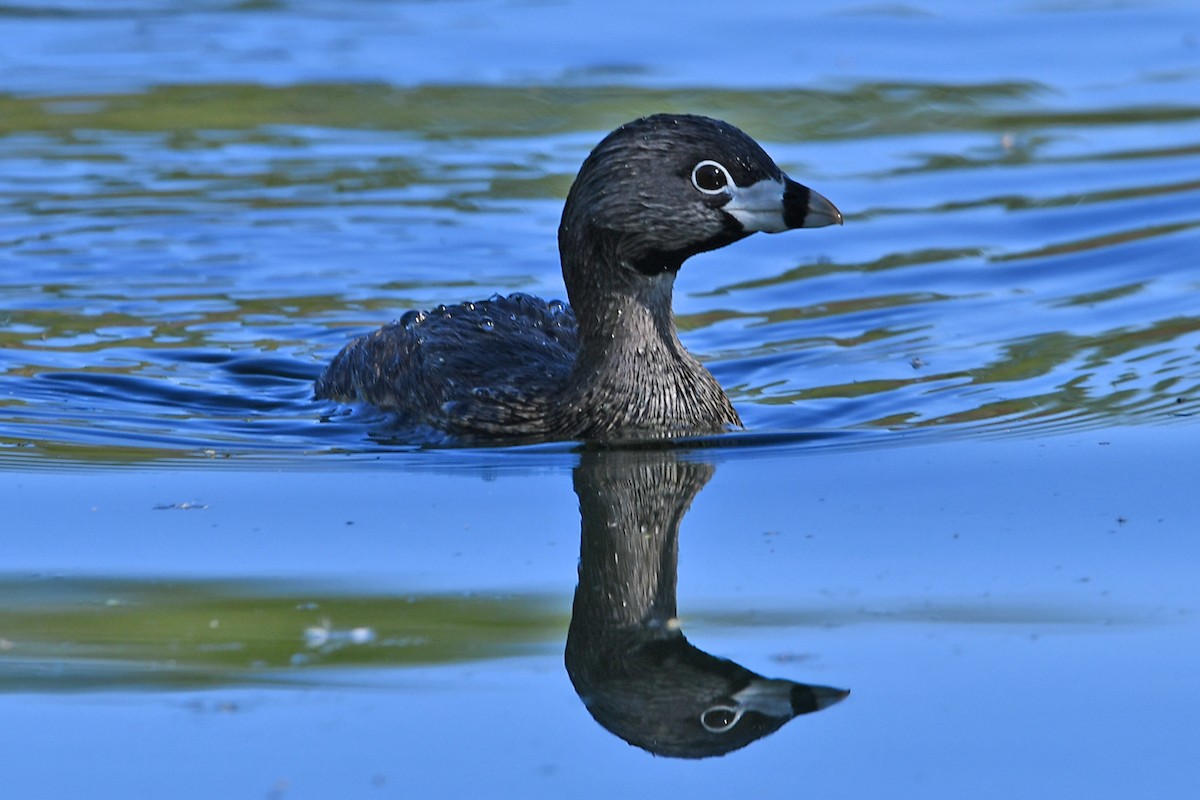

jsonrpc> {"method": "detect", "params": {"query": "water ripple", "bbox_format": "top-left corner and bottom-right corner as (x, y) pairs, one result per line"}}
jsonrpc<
(2, 82), (1198, 463)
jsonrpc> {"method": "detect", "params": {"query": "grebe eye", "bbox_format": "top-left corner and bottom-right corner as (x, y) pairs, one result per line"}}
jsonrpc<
(700, 705), (742, 732)
(691, 160), (731, 194)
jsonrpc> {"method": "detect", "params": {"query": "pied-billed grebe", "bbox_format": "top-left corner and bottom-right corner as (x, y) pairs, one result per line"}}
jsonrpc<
(315, 114), (841, 443)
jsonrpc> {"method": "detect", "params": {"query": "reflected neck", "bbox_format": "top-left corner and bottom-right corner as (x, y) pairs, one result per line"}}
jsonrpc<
(568, 453), (713, 632)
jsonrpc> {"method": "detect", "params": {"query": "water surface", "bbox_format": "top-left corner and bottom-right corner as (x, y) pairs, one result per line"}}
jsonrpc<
(2, 1), (1199, 798)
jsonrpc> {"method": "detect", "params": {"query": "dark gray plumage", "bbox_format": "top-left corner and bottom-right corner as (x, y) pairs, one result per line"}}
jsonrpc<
(566, 449), (848, 758)
(315, 114), (841, 443)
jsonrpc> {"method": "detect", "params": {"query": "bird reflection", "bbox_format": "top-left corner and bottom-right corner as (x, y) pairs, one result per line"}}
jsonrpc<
(565, 448), (847, 758)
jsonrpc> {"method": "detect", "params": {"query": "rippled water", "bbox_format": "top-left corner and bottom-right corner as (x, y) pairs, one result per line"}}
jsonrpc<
(3, 24), (1198, 457)
(3, 1), (1199, 798)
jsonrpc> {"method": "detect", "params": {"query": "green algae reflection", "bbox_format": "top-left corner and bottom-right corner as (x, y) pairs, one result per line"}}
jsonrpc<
(0, 576), (564, 691)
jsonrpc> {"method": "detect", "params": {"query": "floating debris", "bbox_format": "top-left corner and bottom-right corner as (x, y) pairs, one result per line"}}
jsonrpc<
(303, 619), (377, 651)
(153, 501), (209, 511)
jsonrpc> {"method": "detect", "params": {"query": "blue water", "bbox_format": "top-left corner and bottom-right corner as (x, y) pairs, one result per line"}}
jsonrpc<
(2, 1), (1199, 798)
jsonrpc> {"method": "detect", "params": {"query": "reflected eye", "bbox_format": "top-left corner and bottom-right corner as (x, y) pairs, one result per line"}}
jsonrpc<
(691, 160), (731, 194)
(700, 705), (743, 732)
